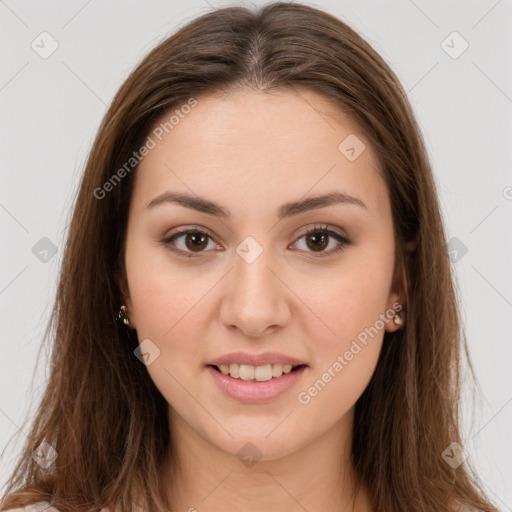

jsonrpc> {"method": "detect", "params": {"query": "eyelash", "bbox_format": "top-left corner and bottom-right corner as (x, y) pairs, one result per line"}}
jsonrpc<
(161, 224), (351, 259)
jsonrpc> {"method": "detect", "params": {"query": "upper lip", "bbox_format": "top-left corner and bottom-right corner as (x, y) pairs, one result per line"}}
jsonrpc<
(207, 351), (308, 367)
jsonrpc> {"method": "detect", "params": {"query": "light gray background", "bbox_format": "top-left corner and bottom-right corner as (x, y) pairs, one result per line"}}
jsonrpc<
(1, 0), (511, 509)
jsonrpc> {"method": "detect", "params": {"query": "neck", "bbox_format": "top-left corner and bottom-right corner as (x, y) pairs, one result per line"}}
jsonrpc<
(162, 407), (371, 512)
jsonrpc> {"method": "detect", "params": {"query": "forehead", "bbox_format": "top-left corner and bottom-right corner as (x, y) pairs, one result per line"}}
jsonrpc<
(132, 87), (388, 219)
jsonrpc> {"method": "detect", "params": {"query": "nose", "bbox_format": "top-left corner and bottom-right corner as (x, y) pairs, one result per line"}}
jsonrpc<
(219, 243), (291, 337)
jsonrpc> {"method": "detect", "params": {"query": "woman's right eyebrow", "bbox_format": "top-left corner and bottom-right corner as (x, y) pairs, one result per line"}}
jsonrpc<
(145, 190), (367, 220)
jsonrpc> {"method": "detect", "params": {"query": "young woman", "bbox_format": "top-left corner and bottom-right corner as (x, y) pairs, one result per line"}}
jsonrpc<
(1, 2), (500, 511)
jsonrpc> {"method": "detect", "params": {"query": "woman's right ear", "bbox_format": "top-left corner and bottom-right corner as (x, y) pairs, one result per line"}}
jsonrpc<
(114, 269), (135, 328)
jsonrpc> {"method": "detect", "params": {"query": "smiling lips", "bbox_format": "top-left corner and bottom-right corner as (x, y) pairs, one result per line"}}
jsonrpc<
(207, 364), (308, 403)
(214, 362), (298, 381)
(207, 351), (308, 382)
(206, 351), (309, 402)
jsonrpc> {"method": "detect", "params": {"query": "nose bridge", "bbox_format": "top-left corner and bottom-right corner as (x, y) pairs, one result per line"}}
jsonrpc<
(220, 235), (288, 335)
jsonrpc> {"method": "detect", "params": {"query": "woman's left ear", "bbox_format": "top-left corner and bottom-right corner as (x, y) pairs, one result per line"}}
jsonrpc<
(385, 256), (408, 333)
(385, 291), (404, 333)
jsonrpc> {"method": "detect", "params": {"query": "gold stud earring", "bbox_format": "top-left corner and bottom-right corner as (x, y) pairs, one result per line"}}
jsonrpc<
(393, 313), (403, 326)
(117, 305), (130, 327)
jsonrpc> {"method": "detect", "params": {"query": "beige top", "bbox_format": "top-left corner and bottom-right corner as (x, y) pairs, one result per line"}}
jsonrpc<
(5, 503), (112, 512)
(5, 504), (59, 512)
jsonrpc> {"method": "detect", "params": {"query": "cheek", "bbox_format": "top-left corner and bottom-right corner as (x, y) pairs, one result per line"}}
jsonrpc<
(302, 257), (393, 350)
(295, 338), (382, 426)
(296, 252), (393, 406)
(125, 239), (215, 337)
(296, 275), (387, 416)
(125, 246), (237, 396)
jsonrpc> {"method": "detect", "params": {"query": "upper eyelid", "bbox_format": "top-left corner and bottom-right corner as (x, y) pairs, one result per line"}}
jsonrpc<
(165, 223), (347, 241)
(302, 223), (346, 237)
(165, 225), (218, 243)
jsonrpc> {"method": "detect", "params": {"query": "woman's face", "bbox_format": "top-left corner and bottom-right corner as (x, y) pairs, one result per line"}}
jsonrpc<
(121, 87), (402, 461)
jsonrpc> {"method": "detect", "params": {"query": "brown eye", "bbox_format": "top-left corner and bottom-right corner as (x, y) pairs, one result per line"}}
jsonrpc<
(183, 232), (209, 252)
(162, 228), (218, 258)
(305, 231), (329, 252)
(294, 225), (351, 257)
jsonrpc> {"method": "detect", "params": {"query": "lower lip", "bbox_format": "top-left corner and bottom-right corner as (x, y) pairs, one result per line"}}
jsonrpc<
(206, 365), (308, 404)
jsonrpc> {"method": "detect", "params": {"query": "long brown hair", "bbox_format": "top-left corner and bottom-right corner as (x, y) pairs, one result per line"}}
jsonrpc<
(1, 2), (498, 511)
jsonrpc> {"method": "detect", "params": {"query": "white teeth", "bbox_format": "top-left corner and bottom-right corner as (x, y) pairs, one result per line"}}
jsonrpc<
(229, 363), (239, 379)
(272, 364), (283, 378)
(215, 363), (299, 380)
(239, 364), (255, 380)
(254, 365), (272, 381)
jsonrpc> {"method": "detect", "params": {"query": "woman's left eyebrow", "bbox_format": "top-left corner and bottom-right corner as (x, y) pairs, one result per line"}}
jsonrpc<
(145, 190), (367, 219)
